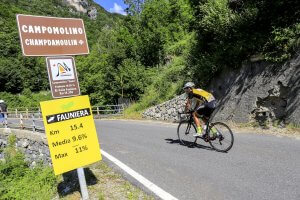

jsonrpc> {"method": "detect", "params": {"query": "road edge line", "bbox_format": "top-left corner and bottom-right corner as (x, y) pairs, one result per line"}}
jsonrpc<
(101, 150), (178, 200)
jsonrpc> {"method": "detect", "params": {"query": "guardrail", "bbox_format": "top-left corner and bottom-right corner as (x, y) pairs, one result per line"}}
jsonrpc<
(92, 105), (125, 119)
(0, 105), (125, 133)
(0, 112), (45, 132)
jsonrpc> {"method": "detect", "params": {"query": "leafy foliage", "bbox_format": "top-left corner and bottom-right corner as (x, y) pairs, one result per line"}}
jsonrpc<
(0, 135), (57, 200)
(187, 0), (300, 86)
(0, 90), (51, 108)
(0, 0), (120, 101)
(0, 0), (299, 110)
(264, 23), (300, 62)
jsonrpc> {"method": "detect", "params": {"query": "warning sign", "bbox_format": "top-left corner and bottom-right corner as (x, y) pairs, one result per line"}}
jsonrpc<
(46, 56), (80, 98)
(40, 95), (102, 175)
(16, 14), (89, 56)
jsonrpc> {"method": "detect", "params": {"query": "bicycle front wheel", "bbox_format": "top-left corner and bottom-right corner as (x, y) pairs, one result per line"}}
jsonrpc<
(177, 121), (197, 146)
(208, 122), (234, 152)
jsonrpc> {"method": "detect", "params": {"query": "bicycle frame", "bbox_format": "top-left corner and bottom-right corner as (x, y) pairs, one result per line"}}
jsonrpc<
(178, 111), (234, 152)
(178, 111), (211, 140)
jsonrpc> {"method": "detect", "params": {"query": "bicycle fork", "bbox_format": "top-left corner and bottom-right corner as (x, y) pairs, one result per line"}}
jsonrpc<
(185, 123), (191, 135)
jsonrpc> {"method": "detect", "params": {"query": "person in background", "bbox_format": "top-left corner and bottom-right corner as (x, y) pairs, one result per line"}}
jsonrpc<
(0, 100), (7, 120)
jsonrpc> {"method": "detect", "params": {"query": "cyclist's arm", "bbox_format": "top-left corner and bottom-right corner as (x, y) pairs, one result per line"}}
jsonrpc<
(194, 101), (200, 111)
(184, 98), (191, 113)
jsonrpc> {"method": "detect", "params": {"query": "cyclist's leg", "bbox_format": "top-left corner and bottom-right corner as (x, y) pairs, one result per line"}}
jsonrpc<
(192, 111), (201, 128)
(192, 105), (207, 136)
(195, 103), (215, 134)
(192, 111), (201, 136)
(201, 101), (218, 137)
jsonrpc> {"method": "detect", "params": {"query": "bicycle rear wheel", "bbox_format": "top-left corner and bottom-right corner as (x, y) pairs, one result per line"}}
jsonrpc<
(177, 121), (197, 146)
(208, 122), (234, 152)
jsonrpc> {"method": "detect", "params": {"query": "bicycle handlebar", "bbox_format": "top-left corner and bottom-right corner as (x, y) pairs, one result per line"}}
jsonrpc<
(178, 110), (194, 115)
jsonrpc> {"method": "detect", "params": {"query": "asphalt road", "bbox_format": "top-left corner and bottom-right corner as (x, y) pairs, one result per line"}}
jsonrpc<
(95, 119), (300, 200)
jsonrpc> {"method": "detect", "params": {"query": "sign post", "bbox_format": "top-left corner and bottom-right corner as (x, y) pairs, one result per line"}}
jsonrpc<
(17, 14), (96, 200)
(77, 168), (89, 199)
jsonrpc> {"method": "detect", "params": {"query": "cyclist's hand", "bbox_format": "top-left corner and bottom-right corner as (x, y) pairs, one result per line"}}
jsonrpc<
(184, 109), (192, 114)
(184, 109), (190, 114)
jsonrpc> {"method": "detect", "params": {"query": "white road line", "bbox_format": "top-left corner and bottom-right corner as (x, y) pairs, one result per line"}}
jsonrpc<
(101, 150), (179, 200)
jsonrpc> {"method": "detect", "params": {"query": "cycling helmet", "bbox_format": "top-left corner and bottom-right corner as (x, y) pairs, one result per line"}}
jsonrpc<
(183, 82), (195, 89)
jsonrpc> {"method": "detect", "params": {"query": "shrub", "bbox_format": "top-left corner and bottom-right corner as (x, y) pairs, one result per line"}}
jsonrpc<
(264, 23), (300, 62)
(0, 135), (57, 200)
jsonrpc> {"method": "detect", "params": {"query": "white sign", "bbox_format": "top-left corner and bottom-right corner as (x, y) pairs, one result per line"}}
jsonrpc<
(49, 58), (75, 81)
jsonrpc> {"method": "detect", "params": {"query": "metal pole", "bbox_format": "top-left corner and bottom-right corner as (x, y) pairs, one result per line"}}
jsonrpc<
(20, 114), (24, 129)
(32, 114), (36, 132)
(38, 108), (41, 118)
(26, 108), (29, 119)
(4, 113), (7, 128)
(77, 167), (89, 200)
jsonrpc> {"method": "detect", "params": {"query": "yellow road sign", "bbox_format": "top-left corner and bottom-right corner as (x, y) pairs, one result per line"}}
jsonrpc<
(40, 95), (101, 175)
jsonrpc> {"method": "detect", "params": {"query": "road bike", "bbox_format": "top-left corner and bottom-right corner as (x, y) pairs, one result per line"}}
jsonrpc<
(177, 111), (234, 152)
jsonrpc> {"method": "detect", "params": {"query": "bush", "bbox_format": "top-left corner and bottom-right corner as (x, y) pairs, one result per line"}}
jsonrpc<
(125, 56), (187, 114)
(198, 0), (234, 37)
(263, 23), (300, 62)
(0, 91), (52, 108)
(0, 135), (57, 200)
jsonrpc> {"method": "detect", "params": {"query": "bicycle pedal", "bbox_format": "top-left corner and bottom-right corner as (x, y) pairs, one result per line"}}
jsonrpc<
(201, 134), (209, 142)
(210, 136), (217, 141)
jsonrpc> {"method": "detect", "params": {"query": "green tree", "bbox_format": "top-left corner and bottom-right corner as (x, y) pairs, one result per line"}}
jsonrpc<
(114, 59), (148, 100)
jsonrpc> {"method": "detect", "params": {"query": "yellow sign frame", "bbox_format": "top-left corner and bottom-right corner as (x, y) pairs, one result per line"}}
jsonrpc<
(40, 95), (101, 175)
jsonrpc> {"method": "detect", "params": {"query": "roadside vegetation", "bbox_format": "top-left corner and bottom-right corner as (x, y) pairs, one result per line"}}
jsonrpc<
(1, 0), (299, 111)
(0, 135), (56, 199)
(0, 135), (153, 199)
(1, 1), (299, 198)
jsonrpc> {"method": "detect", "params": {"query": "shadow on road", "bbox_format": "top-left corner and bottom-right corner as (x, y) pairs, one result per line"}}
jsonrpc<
(165, 138), (215, 151)
(57, 168), (97, 197)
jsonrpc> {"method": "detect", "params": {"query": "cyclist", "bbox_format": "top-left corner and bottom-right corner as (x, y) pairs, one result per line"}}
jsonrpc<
(183, 82), (218, 138)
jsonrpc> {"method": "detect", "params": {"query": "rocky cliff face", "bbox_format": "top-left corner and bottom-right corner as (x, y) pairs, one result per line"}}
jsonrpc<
(143, 51), (300, 126)
(64, 0), (98, 19)
(209, 51), (300, 126)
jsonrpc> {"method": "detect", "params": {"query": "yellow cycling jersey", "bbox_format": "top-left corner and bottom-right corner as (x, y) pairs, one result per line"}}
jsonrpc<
(191, 88), (215, 102)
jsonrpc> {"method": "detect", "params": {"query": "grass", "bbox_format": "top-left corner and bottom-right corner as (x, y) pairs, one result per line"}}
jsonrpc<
(123, 104), (144, 120)
(0, 135), (154, 200)
(58, 161), (154, 200)
(0, 135), (57, 200)
(226, 120), (300, 137)
(287, 123), (300, 132)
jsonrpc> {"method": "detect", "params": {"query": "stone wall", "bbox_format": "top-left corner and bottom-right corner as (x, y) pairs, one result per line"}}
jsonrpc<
(143, 51), (300, 126)
(142, 94), (187, 122)
(0, 128), (51, 167)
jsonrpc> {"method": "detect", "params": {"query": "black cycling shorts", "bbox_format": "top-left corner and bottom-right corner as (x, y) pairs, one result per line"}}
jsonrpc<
(196, 100), (216, 118)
